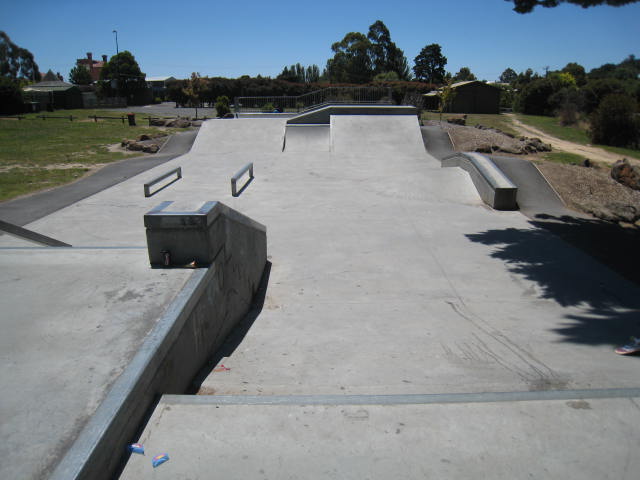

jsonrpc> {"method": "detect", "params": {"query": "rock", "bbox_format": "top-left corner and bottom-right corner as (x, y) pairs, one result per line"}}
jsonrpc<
(143, 144), (160, 154)
(498, 145), (524, 155)
(606, 202), (639, 223)
(447, 117), (466, 126)
(582, 158), (592, 168)
(149, 118), (165, 126)
(223, 113), (235, 119)
(121, 139), (131, 147)
(126, 142), (144, 151)
(165, 118), (191, 128)
(137, 134), (152, 141)
(611, 158), (640, 191)
(475, 143), (496, 153)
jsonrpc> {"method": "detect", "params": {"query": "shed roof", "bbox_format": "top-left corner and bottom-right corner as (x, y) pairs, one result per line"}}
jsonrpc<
(23, 80), (77, 92)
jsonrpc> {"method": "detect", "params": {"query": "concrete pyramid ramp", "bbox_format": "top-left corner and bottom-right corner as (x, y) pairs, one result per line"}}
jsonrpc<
(283, 124), (331, 152)
(331, 115), (425, 157)
(190, 118), (286, 154)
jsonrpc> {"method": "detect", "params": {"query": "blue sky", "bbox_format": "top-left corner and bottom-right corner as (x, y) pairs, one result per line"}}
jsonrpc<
(2, 0), (639, 81)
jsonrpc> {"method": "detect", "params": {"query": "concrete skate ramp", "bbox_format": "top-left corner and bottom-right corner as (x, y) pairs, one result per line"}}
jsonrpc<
(283, 124), (331, 152)
(190, 118), (286, 154)
(331, 115), (425, 157)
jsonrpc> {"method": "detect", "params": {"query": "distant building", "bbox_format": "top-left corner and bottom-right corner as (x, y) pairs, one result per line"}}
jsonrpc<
(423, 80), (501, 114)
(146, 76), (176, 100)
(23, 79), (83, 110)
(76, 52), (108, 82)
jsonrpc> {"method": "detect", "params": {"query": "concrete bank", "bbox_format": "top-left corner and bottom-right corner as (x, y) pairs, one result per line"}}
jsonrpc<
(49, 204), (267, 480)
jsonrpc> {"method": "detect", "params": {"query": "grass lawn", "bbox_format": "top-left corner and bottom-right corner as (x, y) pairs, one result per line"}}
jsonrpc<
(421, 112), (520, 136)
(515, 114), (640, 161)
(541, 151), (586, 165)
(0, 110), (180, 201)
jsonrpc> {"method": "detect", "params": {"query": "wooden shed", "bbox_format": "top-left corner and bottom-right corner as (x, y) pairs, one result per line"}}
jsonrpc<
(423, 80), (501, 114)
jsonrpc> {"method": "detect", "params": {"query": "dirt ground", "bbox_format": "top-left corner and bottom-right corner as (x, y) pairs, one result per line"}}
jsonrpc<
(434, 120), (640, 228)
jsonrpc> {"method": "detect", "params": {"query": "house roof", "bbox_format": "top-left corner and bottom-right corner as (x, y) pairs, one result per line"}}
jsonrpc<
(147, 76), (176, 83)
(23, 80), (78, 92)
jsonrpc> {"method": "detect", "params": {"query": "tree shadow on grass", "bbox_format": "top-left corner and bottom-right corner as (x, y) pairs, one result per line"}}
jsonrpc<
(465, 214), (640, 347)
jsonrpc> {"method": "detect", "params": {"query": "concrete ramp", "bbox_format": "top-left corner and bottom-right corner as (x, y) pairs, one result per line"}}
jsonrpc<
(283, 124), (331, 152)
(331, 115), (425, 157)
(190, 118), (286, 154)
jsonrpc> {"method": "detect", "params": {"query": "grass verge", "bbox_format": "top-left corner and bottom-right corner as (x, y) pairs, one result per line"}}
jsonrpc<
(421, 112), (519, 136)
(0, 167), (90, 202)
(0, 110), (181, 201)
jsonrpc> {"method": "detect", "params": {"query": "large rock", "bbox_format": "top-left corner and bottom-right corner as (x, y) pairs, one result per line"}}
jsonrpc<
(165, 118), (191, 128)
(143, 144), (160, 154)
(149, 118), (166, 126)
(611, 159), (640, 191)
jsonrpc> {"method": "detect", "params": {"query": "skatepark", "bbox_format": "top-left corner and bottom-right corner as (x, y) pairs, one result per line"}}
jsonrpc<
(1, 108), (639, 479)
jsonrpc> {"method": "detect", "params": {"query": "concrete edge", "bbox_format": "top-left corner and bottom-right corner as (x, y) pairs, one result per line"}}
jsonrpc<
(287, 105), (417, 125)
(530, 161), (568, 207)
(160, 388), (640, 406)
(442, 152), (518, 210)
(49, 267), (209, 480)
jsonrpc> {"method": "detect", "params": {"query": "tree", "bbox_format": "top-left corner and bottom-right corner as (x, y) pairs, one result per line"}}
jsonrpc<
(499, 68), (518, 84)
(325, 32), (373, 83)
(183, 72), (204, 116)
(561, 62), (586, 86)
(438, 80), (457, 121)
(589, 94), (639, 147)
(507, 0), (639, 14)
(413, 44), (447, 84)
(452, 67), (477, 82)
(99, 50), (147, 100)
(0, 75), (24, 114)
(69, 65), (93, 85)
(366, 20), (410, 80)
(0, 31), (40, 82)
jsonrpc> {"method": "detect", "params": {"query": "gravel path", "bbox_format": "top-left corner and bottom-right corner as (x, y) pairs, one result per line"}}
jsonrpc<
(505, 114), (630, 166)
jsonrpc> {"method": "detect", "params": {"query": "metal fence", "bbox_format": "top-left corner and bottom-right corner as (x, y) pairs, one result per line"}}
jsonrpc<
(234, 86), (393, 113)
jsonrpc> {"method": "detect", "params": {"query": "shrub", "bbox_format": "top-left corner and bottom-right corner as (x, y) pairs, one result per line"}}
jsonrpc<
(0, 77), (24, 114)
(260, 102), (274, 113)
(214, 95), (231, 117)
(589, 94), (640, 148)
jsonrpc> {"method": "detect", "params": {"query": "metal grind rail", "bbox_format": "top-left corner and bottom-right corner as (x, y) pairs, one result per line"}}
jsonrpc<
(144, 167), (182, 197)
(234, 86), (393, 114)
(231, 163), (254, 197)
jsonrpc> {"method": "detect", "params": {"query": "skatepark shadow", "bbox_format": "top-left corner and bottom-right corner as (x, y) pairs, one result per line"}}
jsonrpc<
(187, 261), (271, 392)
(465, 214), (640, 347)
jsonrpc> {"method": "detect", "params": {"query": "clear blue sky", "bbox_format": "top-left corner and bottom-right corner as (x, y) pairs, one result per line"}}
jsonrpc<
(2, 0), (639, 81)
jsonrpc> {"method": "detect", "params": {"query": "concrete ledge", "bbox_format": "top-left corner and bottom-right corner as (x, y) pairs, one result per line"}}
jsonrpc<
(51, 203), (267, 480)
(442, 152), (518, 210)
(287, 105), (417, 125)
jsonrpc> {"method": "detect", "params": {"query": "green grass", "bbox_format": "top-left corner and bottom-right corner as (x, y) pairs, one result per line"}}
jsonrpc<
(421, 112), (519, 136)
(541, 151), (586, 165)
(0, 167), (90, 202)
(0, 109), (179, 201)
(515, 114), (590, 144)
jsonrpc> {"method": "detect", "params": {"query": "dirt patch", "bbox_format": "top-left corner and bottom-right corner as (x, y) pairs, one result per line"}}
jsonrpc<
(505, 114), (632, 166)
(426, 119), (640, 228)
(537, 161), (640, 226)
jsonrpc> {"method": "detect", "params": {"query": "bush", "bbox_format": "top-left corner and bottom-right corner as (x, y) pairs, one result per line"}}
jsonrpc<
(514, 78), (558, 115)
(214, 95), (231, 117)
(260, 102), (274, 113)
(589, 94), (640, 148)
(0, 77), (24, 114)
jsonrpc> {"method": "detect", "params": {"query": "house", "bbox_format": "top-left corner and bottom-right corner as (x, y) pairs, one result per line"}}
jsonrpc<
(146, 76), (176, 100)
(76, 52), (108, 82)
(423, 80), (501, 114)
(23, 74), (83, 110)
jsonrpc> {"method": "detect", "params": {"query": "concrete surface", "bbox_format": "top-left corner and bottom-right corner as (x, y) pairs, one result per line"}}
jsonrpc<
(2, 113), (639, 480)
(0, 249), (193, 480)
(121, 394), (640, 480)
(287, 105), (416, 124)
(442, 152), (518, 210)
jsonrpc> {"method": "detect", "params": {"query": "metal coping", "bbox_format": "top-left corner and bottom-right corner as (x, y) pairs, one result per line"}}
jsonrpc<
(161, 387), (640, 407)
(231, 163), (254, 197)
(143, 167), (182, 197)
(0, 219), (71, 247)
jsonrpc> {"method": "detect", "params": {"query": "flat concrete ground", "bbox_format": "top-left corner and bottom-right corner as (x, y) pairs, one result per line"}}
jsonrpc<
(1, 115), (639, 479)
